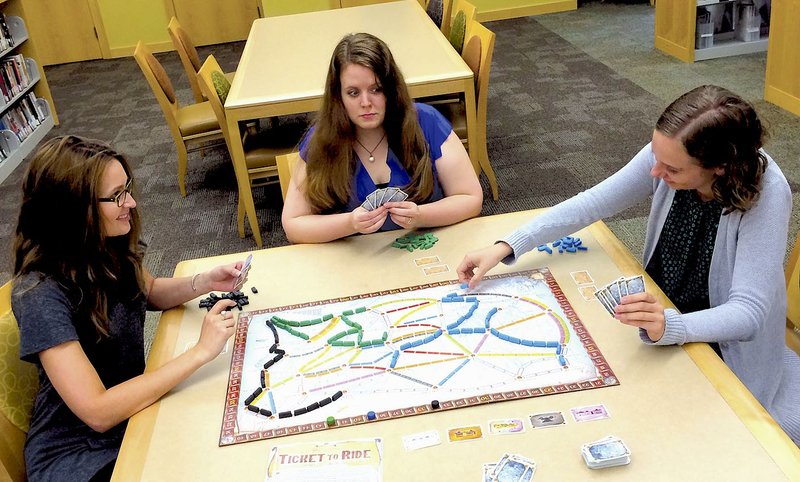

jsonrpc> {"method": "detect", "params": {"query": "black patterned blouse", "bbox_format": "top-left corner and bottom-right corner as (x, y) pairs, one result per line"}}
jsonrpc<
(646, 189), (723, 315)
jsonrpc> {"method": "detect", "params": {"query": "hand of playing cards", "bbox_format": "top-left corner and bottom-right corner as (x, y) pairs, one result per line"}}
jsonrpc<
(360, 187), (408, 211)
(483, 453), (536, 482)
(581, 435), (631, 469)
(595, 274), (645, 316)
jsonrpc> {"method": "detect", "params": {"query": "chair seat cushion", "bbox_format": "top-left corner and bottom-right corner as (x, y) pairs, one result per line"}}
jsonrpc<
(243, 133), (299, 171)
(0, 309), (38, 433)
(177, 102), (220, 137)
(434, 102), (466, 139)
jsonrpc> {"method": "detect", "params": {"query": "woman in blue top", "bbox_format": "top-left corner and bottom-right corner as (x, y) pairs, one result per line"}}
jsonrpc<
(282, 32), (482, 243)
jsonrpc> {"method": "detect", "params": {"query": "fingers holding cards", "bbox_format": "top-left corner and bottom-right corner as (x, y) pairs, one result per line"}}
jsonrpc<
(235, 254), (252, 289)
(360, 187), (408, 211)
(594, 275), (646, 316)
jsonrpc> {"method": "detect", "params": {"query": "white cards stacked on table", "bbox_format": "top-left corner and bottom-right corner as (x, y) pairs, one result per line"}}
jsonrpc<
(361, 187), (408, 211)
(581, 435), (631, 469)
(595, 274), (645, 316)
(483, 453), (536, 481)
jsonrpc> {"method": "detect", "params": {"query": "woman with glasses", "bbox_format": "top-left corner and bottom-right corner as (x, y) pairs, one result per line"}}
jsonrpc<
(11, 135), (248, 481)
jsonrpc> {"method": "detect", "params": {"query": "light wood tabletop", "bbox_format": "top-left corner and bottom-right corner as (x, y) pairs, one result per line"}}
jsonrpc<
(223, 0), (478, 247)
(113, 210), (800, 481)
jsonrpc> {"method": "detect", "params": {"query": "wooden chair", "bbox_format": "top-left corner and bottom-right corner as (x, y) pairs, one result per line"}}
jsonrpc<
(785, 231), (800, 355)
(167, 17), (235, 104)
(197, 55), (300, 244)
(133, 41), (224, 197)
(276, 152), (300, 201)
(0, 280), (38, 482)
(442, 0), (475, 43)
(426, 0), (452, 33)
(433, 20), (498, 200)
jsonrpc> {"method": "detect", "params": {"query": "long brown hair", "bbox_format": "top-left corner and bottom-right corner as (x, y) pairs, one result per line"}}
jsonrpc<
(13, 135), (145, 338)
(304, 32), (434, 213)
(655, 85), (767, 213)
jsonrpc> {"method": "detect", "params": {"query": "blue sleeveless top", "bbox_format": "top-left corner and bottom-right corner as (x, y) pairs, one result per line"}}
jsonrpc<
(300, 103), (452, 231)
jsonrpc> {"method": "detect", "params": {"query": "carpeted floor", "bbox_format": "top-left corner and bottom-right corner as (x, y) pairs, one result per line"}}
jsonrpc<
(1, 2), (798, 298)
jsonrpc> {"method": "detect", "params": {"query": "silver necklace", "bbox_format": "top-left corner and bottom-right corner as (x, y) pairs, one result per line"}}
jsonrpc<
(354, 132), (386, 162)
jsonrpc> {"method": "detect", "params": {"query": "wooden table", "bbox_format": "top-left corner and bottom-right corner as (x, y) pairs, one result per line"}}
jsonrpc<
(225, 0), (479, 247)
(114, 210), (800, 481)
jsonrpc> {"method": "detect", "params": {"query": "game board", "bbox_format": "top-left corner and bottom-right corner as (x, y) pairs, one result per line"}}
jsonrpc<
(220, 269), (618, 446)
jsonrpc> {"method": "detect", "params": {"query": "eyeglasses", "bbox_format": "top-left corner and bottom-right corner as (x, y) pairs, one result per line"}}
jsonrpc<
(98, 178), (132, 207)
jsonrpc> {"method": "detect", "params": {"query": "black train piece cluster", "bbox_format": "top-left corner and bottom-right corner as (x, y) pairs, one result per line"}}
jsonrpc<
(199, 290), (250, 311)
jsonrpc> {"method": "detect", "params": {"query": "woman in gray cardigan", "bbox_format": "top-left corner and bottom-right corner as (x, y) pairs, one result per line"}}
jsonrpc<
(458, 85), (800, 444)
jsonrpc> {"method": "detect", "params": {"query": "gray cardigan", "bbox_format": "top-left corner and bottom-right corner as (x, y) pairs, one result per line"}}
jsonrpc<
(502, 143), (800, 444)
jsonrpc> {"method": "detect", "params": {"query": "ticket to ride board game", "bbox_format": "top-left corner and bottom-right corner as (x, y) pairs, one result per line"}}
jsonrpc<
(220, 269), (618, 446)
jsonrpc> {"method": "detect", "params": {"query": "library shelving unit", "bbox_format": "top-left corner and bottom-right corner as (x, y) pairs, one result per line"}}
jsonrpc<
(655, 0), (769, 63)
(0, 0), (58, 185)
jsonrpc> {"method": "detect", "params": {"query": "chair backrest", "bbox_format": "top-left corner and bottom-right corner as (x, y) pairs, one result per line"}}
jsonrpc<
(276, 152), (300, 200)
(0, 280), (38, 482)
(444, 0), (474, 39)
(426, 0), (451, 31)
(197, 55), (234, 149)
(463, 20), (494, 127)
(786, 231), (800, 354)
(133, 41), (183, 142)
(167, 17), (205, 104)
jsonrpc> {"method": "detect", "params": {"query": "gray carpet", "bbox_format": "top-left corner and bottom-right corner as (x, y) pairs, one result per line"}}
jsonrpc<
(1, 1), (798, 292)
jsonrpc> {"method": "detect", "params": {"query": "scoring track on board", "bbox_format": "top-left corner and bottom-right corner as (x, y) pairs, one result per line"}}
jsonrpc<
(220, 269), (618, 445)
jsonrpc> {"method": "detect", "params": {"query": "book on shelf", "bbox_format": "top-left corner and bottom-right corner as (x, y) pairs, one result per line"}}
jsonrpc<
(0, 53), (33, 102)
(1, 92), (46, 143)
(0, 13), (15, 52)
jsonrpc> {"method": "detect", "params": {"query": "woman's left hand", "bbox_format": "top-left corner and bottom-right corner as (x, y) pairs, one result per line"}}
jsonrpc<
(613, 292), (666, 342)
(384, 201), (422, 230)
(198, 262), (247, 293)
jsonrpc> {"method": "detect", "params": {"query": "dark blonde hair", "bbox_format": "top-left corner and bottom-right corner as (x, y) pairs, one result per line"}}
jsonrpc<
(13, 135), (144, 338)
(656, 85), (767, 213)
(304, 33), (434, 213)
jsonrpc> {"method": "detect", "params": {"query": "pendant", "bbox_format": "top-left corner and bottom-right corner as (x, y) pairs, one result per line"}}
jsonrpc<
(368, 155), (375, 162)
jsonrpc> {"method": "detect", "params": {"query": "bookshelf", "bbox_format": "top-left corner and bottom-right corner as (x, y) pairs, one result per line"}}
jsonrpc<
(0, 0), (58, 185)
(655, 0), (769, 63)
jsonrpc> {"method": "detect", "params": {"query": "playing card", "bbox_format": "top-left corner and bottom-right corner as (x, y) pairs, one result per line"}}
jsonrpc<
(595, 290), (615, 315)
(482, 463), (497, 482)
(375, 188), (386, 207)
(570, 270), (594, 285)
(625, 275), (645, 295)
(509, 454), (536, 481)
(367, 189), (380, 208)
(361, 195), (375, 211)
(618, 278), (629, 297)
(383, 187), (399, 203)
(447, 425), (482, 442)
(402, 430), (441, 451)
(235, 254), (252, 287)
(607, 281), (622, 305)
(494, 456), (527, 482)
(570, 404), (610, 422)
(581, 435), (631, 469)
(586, 438), (629, 461)
(579, 285), (598, 301)
(529, 411), (566, 428)
(488, 419), (525, 435)
(390, 188), (408, 203)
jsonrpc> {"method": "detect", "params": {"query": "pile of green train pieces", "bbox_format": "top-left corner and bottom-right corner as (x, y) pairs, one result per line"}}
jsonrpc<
(392, 232), (439, 252)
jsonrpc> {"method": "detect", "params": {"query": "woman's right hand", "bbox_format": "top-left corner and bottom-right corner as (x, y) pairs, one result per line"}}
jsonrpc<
(457, 242), (514, 288)
(195, 299), (237, 364)
(351, 206), (388, 234)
